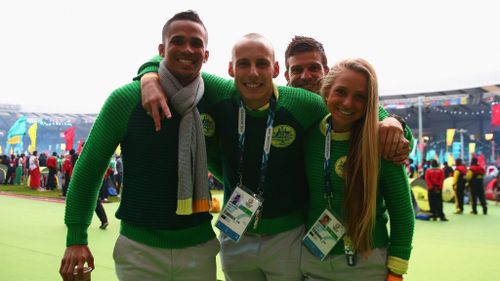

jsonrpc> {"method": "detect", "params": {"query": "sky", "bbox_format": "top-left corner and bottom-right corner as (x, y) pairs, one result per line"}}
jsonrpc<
(1, 0), (499, 113)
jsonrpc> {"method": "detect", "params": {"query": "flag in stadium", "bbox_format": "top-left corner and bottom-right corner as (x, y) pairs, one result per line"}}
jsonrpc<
(76, 138), (83, 154)
(64, 126), (75, 151)
(7, 115), (27, 144)
(446, 129), (455, 146)
(28, 123), (38, 153)
(492, 104), (500, 127)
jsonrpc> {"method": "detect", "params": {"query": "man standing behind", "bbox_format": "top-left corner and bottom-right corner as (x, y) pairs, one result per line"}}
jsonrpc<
(283, 36), (409, 161)
(59, 10), (219, 281)
(424, 160), (448, 221)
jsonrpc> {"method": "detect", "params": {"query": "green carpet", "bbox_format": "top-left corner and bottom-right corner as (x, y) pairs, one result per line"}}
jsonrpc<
(1, 194), (499, 281)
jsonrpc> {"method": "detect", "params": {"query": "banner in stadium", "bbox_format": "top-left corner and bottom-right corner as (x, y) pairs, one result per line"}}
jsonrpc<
(28, 123), (37, 153)
(64, 127), (75, 151)
(492, 104), (500, 127)
(7, 115), (27, 143)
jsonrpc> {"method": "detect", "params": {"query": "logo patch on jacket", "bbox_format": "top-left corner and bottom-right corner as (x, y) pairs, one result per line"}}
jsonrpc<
(201, 114), (215, 137)
(272, 125), (296, 148)
(335, 156), (347, 178)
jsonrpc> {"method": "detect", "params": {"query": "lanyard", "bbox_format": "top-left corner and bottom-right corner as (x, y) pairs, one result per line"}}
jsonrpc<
(324, 116), (356, 266)
(323, 116), (333, 210)
(237, 96), (276, 196)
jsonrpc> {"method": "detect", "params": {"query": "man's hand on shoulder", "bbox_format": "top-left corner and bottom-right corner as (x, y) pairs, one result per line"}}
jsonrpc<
(141, 73), (171, 132)
(379, 117), (410, 165)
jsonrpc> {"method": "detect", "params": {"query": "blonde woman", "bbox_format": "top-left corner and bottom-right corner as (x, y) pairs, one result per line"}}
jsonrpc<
(301, 58), (414, 281)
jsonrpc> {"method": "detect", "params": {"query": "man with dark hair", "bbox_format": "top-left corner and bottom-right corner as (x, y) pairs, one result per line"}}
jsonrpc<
(284, 36), (329, 93)
(59, 10), (219, 281)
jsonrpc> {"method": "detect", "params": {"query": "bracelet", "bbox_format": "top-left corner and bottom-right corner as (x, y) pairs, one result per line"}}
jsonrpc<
(389, 114), (407, 130)
(387, 272), (403, 281)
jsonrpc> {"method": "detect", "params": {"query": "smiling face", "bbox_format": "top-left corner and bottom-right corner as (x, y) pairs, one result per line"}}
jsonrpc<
(158, 20), (209, 85)
(285, 51), (327, 93)
(228, 35), (279, 110)
(325, 69), (368, 132)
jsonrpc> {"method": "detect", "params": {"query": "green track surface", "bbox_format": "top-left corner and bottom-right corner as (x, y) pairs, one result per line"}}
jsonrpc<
(1, 191), (499, 281)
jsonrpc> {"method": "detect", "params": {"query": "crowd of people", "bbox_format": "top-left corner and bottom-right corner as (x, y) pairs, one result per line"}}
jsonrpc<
(407, 156), (498, 222)
(1, 150), (123, 199)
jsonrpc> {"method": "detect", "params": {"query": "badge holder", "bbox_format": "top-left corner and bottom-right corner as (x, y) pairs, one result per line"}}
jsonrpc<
(343, 236), (356, 266)
(215, 185), (262, 243)
(302, 209), (346, 260)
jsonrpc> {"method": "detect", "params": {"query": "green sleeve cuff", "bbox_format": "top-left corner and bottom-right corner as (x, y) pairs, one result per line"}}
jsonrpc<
(388, 245), (412, 262)
(404, 123), (414, 150)
(66, 224), (90, 247)
(133, 55), (162, 81)
(387, 255), (409, 275)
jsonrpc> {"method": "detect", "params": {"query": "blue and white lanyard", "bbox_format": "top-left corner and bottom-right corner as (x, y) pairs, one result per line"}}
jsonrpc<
(324, 117), (356, 265)
(237, 96), (276, 195)
(237, 96), (276, 228)
(323, 117), (333, 210)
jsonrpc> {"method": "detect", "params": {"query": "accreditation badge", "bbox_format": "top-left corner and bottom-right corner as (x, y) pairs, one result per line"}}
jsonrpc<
(302, 209), (346, 260)
(215, 185), (262, 243)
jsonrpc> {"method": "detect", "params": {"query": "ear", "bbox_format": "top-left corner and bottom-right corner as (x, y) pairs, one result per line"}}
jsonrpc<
(158, 43), (165, 57)
(273, 61), (279, 78)
(228, 61), (235, 77)
(284, 69), (290, 84)
(203, 50), (209, 63)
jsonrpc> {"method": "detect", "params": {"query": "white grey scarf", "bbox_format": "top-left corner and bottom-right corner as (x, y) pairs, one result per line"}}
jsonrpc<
(158, 62), (209, 215)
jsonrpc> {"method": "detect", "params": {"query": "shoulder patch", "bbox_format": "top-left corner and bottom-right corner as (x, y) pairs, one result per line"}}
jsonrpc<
(272, 125), (296, 148)
(335, 156), (347, 178)
(201, 113), (215, 137)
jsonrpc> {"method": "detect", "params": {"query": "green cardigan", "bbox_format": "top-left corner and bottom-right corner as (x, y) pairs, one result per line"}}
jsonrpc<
(304, 114), (414, 261)
(65, 81), (215, 249)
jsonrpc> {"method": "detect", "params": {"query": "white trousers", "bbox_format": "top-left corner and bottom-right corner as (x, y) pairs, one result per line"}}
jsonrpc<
(301, 246), (388, 281)
(220, 225), (305, 281)
(113, 235), (220, 281)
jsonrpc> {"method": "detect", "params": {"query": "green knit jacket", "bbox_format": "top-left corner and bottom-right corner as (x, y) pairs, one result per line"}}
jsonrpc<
(65, 81), (215, 249)
(304, 114), (415, 261)
(136, 56), (413, 235)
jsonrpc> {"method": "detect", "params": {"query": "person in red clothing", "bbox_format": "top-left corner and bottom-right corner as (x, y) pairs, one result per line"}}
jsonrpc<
(466, 157), (488, 215)
(424, 159), (448, 221)
(45, 152), (58, 190)
(29, 151), (41, 190)
(452, 158), (467, 214)
(61, 149), (76, 197)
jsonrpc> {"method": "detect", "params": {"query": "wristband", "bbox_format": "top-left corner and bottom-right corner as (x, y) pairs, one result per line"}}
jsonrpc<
(387, 272), (403, 281)
(141, 72), (160, 81)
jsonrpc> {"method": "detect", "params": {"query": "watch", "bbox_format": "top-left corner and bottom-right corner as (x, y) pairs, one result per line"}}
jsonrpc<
(389, 114), (407, 130)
